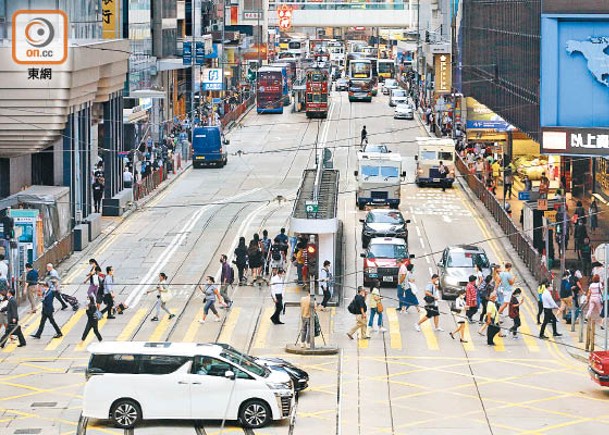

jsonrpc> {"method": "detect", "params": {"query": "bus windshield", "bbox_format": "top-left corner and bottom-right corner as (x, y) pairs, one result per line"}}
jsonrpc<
(379, 62), (395, 74)
(419, 151), (437, 161)
(351, 62), (371, 78)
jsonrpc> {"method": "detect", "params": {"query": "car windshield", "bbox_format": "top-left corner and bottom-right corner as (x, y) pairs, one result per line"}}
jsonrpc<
(219, 349), (270, 377)
(439, 151), (454, 161)
(419, 151), (436, 161)
(446, 251), (490, 268)
(364, 144), (388, 153)
(396, 104), (411, 110)
(385, 80), (396, 87)
(361, 165), (379, 177)
(381, 166), (399, 178)
(369, 243), (408, 259)
(367, 211), (404, 224)
(392, 90), (406, 97)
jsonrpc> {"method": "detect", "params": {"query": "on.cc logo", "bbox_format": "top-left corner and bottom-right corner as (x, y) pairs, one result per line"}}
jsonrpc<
(12, 10), (68, 65)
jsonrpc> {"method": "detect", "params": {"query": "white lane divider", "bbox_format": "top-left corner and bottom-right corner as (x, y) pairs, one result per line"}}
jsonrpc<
(125, 188), (261, 308)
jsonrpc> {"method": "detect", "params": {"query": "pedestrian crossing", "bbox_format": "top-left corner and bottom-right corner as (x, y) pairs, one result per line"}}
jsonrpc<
(6, 302), (553, 357)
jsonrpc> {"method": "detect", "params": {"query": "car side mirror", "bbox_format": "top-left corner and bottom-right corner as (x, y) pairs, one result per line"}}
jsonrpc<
(409, 254), (415, 259)
(388, 150), (392, 153)
(401, 171), (407, 178)
(223, 139), (230, 145)
(360, 253), (366, 258)
(354, 171), (358, 177)
(437, 262), (443, 267)
(405, 219), (411, 224)
(414, 155), (418, 161)
(359, 219), (365, 223)
(224, 370), (236, 380)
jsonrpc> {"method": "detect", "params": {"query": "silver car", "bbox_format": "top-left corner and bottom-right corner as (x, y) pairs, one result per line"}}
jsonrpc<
(436, 245), (491, 299)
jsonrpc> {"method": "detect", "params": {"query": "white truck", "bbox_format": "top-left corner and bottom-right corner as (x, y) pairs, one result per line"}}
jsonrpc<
(354, 152), (406, 210)
(414, 137), (456, 187)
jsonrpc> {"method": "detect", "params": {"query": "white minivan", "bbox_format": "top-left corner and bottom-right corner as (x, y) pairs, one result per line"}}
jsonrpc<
(83, 342), (294, 429)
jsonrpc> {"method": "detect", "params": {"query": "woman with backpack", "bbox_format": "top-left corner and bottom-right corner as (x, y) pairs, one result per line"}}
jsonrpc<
(247, 238), (264, 286)
(81, 295), (102, 342)
(234, 237), (248, 285)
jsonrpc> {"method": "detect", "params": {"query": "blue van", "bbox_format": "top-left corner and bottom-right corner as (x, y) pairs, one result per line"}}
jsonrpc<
(191, 126), (229, 168)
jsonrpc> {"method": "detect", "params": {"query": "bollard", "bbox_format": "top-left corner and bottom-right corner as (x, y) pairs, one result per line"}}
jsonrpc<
(571, 306), (576, 332)
(579, 308), (585, 343)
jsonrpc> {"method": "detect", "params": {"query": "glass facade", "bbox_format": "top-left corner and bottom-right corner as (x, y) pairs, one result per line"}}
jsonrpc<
(459, 0), (542, 142)
(594, 158), (609, 201)
(0, 0), (101, 40)
(123, 0), (155, 94)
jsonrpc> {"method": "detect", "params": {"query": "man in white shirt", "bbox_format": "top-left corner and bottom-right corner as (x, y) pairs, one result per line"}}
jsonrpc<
(123, 168), (134, 188)
(0, 255), (8, 281)
(539, 284), (562, 339)
(397, 262), (407, 312)
(270, 269), (286, 325)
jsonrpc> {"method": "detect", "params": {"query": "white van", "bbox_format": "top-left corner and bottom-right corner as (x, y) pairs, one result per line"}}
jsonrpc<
(83, 342), (294, 429)
(354, 152), (406, 210)
(414, 137), (456, 187)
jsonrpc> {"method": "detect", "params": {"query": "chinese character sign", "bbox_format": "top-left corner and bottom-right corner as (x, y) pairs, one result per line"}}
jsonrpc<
(277, 5), (293, 31)
(433, 53), (451, 95)
(102, 0), (119, 39)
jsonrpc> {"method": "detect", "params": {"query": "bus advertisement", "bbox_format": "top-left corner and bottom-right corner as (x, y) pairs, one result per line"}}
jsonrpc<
(256, 67), (284, 114)
(270, 62), (294, 106)
(305, 68), (330, 118)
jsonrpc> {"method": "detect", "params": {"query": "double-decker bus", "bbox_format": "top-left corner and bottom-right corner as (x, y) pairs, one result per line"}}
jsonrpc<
(347, 59), (373, 102)
(305, 68), (330, 118)
(287, 37), (309, 58)
(271, 61), (295, 105)
(279, 37), (290, 52)
(328, 40), (345, 67)
(378, 59), (396, 81)
(257, 66), (284, 114)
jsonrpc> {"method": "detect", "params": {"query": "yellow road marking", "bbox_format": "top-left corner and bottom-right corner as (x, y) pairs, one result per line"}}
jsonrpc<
(462, 323), (475, 351)
(147, 316), (173, 342)
(358, 328), (370, 348)
(218, 307), (241, 343)
(493, 333), (505, 351)
(387, 308), (402, 350)
(116, 309), (148, 341)
(419, 314), (439, 350)
(182, 309), (203, 342)
(75, 317), (108, 351)
(286, 285), (301, 295)
(519, 316), (540, 352)
(94, 233), (118, 258)
(3, 314), (40, 353)
(45, 309), (86, 351)
(253, 307), (274, 349)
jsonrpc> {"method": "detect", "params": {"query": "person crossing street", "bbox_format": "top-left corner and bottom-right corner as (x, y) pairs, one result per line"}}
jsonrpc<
(0, 289), (26, 348)
(347, 287), (370, 340)
(539, 284), (562, 339)
(270, 269), (286, 325)
(31, 282), (63, 339)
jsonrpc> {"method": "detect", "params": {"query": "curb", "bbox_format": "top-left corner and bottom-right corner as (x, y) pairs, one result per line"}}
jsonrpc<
(285, 344), (339, 355)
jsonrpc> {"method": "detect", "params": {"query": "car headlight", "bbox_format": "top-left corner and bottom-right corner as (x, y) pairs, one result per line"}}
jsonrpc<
(267, 381), (292, 391)
(418, 169), (424, 175)
(364, 266), (377, 274)
(444, 276), (460, 286)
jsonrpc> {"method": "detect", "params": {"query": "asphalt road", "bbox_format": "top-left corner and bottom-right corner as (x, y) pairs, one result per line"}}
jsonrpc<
(0, 88), (607, 435)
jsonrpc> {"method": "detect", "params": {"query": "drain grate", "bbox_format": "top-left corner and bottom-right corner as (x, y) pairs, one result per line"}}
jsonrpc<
(30, 402), (57, 408)
(14, 430), (42, 434)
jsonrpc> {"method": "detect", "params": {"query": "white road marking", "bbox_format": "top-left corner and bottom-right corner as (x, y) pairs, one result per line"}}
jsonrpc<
(428, 266), (433, 275)
(425, 256), (431, 264)
(419, 237), (425, 249)
(415, 226), (421, 237)
(442, 215), (453, 223)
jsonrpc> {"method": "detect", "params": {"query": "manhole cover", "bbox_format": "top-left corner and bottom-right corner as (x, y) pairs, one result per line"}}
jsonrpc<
(14, 430), (42, 434)
(30, 402), (57, 408)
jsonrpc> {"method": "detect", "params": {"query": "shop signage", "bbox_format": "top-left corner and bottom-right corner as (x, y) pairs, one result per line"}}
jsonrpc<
(518, 191), (531, 201)
(538, 199), (548, 211)
(433, 54), (451, 95)
(467, 120), (510, 130)
(102, 0), (120, 39)
(465, 97), (511, 131)
(277, 5), (293, 31)
(202, 68), (223, 91)
(544, 210), (557, 223)
(183, 41), (192, 65)
(542, 128), (609, 156)
(243, 11), (262, 20)
(305, 201), (319, 213)
(195, 41), (205, 65)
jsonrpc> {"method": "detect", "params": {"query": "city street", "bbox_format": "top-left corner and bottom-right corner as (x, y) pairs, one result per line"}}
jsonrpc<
(0, 89), (607, 435)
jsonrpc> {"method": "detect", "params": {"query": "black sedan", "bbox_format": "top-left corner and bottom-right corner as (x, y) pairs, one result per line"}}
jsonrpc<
(256, 356), (309, 392)
(360, 209), (410, 249)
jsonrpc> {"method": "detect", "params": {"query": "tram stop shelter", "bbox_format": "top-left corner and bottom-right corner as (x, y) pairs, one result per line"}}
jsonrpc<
(290, 168), (342, 303)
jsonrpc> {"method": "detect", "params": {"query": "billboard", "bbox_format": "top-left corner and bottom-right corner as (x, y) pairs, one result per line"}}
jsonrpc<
(541, 15), (609, 129)
(433, 54), (452, 96)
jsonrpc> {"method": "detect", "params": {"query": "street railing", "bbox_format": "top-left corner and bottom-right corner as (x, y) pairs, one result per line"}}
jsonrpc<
(221, 95), (255, 129)
(278, 2), (410, 10)
(133, 167), (167, 202)
(455, 155), (552, 284)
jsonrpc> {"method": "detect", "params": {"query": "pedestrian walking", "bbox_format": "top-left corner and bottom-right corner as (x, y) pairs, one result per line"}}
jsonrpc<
(438, 161), (448, 192)
(294, 241), (305, 286)
(86, 266), (102, 300)
(24, 263), (39, 314)
(0, 291), (8, 338)
(400, 264), (420, 313)
(31, 282), (63, 339)
(198, 276), (222, 323)
(347, 286), (370, 340)
(465, 275), (478, 322)
(81, 296), (102, 342)
(146, 272), (175, 322)
(497, 263), (516, 318)
(536, 279), (548, 324)
(219, 254), (234, 308)
(360, 125), (368, 146)
(414, 274), (444, 332)
(45, 263), (68, 310)
(319, 260), (333, 310)
(580, 237), (593, 277)
(478, 274), (494, 326)
(260, 230), (272, 276)
(0, 289), (26, 348)
(586, 274), (604, 328)
(574, 220), (587, 260)
(92, 176), (104, 213)
(508, 288), (523, 339)
(100, 266), (115, 319)
(123, 167), (134, 189)
(485, 292), (500, 346)
(539, 284), (562, 339)
(504, 163), (514, 199)
(270, 269), (285, 325)
(368, 288), (386, 333)
(589, 198), (599, 234)
(449, 290), (467, 343)
(557, 271), (573, 319)
(234, 237), (248, 285)
(247, 237), (263, 285)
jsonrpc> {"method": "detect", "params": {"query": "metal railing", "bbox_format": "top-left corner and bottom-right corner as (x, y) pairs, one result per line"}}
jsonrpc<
(134, 167), (168, 201)
(221, 95), (255, 129)
(277, 1), (410, 10)
(455, 155), (552, 284)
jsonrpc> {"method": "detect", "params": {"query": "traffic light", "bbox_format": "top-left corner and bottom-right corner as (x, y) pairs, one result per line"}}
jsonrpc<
(306, 242), (318, 271)
(425, 31), (430, 43)
(247, 69), (256, 82)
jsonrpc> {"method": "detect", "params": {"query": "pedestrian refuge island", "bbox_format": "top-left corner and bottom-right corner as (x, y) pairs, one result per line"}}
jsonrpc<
(287, 168), (341, 355)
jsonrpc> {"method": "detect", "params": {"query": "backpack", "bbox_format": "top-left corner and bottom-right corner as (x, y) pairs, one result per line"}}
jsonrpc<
(347, 296), (359, 314)
(272, 250), (282, 261)
(96, 275), (106, 303)
(228, 266), (235, 285)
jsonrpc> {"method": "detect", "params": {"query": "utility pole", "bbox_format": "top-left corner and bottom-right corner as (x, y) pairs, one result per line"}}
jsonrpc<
(221, 0), (226, 100)
(191, 0), (197, 123)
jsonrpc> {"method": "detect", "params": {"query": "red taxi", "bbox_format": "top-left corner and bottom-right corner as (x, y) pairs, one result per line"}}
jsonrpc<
(360, 237), (414, 287)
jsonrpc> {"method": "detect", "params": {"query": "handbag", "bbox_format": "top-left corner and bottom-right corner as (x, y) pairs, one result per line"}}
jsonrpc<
(313, 312), (321, 337)
(377, 300), (384, 313)
(93, 309), (103, 320)
(424, 295), (435, 304)
(160, 290), (173, 303)
(450, 301), (460, 313)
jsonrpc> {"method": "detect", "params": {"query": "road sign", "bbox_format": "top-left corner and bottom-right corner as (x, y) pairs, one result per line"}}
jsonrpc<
(183, 41), (192, 65)
(595, 243), (608, 264)
(518, 191), (530, 201)
(537, 198), (548, 211)
(305, 200), (319, 213)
